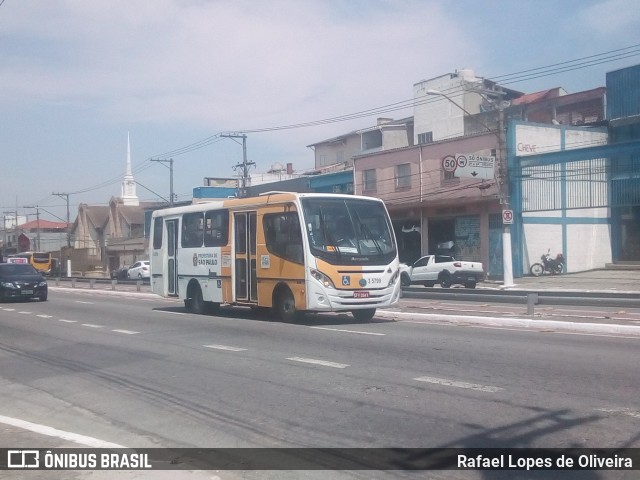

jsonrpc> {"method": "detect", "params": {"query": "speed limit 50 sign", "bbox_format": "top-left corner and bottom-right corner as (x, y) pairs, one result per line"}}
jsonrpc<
(442, 155), (457, 172)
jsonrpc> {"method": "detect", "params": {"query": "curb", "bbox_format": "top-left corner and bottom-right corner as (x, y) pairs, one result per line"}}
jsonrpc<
(377, 310), (640, 337)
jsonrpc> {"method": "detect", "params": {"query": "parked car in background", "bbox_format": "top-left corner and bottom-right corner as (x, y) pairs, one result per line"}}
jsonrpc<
(400, 255), (484, 289)
(110, 265), (131, 280)
(127, 261), (150, 280)
(0, 263), (48, 302)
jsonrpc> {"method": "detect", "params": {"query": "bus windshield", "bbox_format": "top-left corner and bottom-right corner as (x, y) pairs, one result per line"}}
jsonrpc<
(301, 197), (396, 264)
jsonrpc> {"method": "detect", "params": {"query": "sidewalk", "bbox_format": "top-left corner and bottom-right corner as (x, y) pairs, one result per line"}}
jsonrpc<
(481, 268), (640, 293)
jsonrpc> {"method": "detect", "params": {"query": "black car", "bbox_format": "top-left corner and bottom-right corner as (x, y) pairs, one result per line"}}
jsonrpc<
(110, 265), (131, 280)
(0, 263), (48, 302)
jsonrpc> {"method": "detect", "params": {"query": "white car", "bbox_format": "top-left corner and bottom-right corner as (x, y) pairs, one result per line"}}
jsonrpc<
(127, 261), (150, 280)
(400, 255), (484, 289)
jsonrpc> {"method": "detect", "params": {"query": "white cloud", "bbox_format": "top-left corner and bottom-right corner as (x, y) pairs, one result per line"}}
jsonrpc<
(577, 0), (640, 35)
(1, 0), (477, 133)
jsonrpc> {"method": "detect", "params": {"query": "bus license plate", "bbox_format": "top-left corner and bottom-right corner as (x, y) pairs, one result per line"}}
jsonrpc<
(22, 290), (34, 295)
(353, 291), (369, 298)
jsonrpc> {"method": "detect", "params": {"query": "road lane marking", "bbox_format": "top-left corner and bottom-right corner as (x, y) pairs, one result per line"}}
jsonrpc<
(596, 407), (640, 419)
(310, 326), (385, 336)
(414, 376), (503, 393)
(59, 319), (77, 323)
(203, 344), (247, 352)
(3, 308), (16, 311)
(0, 415), (125, 448)
(81, 324), (104, 328)
(18, 311), (32, 314)
(112, 329), (140, 335)
(286, 357), (349, 369)
(75, 301), (95, 304)
(37, 314), (53, 318)
(156, 310), (186, 315)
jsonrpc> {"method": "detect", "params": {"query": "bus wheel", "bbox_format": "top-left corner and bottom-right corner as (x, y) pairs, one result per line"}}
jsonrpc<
(352, 308), (376, 321)
(186, 283), (205, 314)
(274, 288), (297, 322)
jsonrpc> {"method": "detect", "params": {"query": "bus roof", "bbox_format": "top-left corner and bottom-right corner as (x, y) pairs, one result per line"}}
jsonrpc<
(152, 192), (385, 217)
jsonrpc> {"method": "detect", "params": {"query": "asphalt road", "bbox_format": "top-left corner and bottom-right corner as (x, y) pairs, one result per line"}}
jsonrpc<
(1, 289), (639, 480)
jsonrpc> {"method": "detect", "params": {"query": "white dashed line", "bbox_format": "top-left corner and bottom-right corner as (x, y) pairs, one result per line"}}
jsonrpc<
(18, 311), (32, 314)
(3, 308), (15, 311)
(75, 301), (94, 304)
(286, 357), (349, 369)
(59, 319), (77, 323)
(203, 344), (247, 352)
(112, 329), (140, 335)
(596, 407), (640, 419)
(414, 376), (504, 393)
(37, 314), (53, 318)
(310, 326), (385, 336)
(81, 324), (104, 328)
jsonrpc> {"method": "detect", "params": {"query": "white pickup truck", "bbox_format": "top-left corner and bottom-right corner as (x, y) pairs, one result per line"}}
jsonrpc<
(400, 255), (484, 289)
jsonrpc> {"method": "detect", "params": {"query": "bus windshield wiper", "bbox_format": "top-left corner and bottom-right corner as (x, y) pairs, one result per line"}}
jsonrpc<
(354, 212), (383, 255)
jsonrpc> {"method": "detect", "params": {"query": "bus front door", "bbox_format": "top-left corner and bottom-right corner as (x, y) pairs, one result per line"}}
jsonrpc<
(234, 212), (257, 303)
(166, 219), (179, 296)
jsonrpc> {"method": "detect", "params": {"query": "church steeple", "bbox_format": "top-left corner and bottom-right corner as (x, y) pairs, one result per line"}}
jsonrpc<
(121, 132), (139, 206)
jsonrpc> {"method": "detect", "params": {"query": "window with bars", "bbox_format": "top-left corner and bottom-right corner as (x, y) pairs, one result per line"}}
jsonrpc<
(417, 131), (433, 145)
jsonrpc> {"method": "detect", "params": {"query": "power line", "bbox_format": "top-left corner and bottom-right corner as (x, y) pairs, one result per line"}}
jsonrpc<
(25, 44), (639, 203)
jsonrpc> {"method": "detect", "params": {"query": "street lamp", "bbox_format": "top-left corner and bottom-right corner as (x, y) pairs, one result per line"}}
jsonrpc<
(426, 89), (514, 287)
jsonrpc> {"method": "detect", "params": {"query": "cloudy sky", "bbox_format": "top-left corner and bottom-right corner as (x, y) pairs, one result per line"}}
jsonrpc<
(1, 0), (639, 222)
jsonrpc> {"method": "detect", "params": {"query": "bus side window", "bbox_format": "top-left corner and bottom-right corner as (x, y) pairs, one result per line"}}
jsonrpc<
(263, 212), (303, 264)
(204, 209), (229, 247)
(153, 217), (163, 249)
(182, 212), (204, 248)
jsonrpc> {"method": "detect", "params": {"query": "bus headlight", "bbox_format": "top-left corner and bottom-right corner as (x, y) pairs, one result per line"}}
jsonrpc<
(388, 269), (399, 287)
(310, 269), (336, 289)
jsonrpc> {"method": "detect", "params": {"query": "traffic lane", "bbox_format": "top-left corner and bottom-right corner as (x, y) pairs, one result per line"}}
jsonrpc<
(0, 314), (606, 452)
(7, 291), (640, 414)
(2, 301), (639, 450)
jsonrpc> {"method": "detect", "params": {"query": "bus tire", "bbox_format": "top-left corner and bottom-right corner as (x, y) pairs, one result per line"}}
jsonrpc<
(274, 287), (297, 322)
(351, 308), (376, 321)
(186, 282), (205, 314)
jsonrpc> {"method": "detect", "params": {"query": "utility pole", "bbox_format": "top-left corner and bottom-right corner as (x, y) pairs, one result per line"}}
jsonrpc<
(426, 88), (514, 287)
(151, 158), (175, 206)
(223, 133), (255, 198)
(3, 209), (18, 254)
(497, 103), (514, 287)
(24, 205), (41, 251)
(52, 193), (71, 247)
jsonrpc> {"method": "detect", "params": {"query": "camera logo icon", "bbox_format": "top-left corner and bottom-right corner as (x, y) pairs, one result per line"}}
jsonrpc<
(7, 450), (40, 468)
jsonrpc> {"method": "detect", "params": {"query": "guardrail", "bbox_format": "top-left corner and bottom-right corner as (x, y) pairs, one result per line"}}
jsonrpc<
(401, 287), (640, 314)
(51, 277), (149, 292)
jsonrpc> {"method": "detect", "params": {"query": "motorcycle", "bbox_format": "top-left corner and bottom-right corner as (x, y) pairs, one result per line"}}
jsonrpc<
(530, 250), (564, 276)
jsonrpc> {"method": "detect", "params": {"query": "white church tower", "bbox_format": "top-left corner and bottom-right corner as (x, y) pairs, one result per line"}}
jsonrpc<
(121, 132), (139, 206)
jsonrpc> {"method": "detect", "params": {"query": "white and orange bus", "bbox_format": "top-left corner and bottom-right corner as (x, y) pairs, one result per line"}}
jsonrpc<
(149, 192), (401, 321)
(8, 252), (53, 274)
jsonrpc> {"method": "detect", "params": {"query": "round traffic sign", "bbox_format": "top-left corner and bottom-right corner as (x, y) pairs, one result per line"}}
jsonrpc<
(456, 155), (468, 168)
(442, 155), (457, 172)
